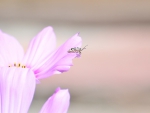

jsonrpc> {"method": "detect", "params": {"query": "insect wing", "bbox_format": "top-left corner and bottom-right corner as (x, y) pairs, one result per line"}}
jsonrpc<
(76, 47), (80, 51)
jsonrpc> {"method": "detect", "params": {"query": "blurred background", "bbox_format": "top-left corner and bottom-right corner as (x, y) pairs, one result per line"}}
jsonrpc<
(0, 0), (150, 112)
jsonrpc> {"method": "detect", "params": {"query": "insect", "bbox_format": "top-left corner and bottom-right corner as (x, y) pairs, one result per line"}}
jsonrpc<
(68, 45), (88, 54)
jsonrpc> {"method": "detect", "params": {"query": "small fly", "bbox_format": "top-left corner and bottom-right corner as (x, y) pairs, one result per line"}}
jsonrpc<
(68, 45), (87, 55)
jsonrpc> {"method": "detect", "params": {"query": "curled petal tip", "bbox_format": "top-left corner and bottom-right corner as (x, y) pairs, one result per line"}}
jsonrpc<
(53, 71), (62, 74)
(55, 87), (61, 93)
(54, 87), (69, 94)
(39, 87), (70, 113)
(42, 26), (54, 31)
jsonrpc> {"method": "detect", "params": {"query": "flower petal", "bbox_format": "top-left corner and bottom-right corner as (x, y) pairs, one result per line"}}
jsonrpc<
(0, 67), (36, 113)
(0, 31), (24, 67)
(34, 33), (82, 79)
(22, 27), (56, 69)
(40, 87), (70, 113)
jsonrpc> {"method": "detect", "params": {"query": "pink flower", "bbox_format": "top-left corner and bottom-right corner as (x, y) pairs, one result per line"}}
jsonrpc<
(0, 27), (82, 81)
(0, 67), (70, 113)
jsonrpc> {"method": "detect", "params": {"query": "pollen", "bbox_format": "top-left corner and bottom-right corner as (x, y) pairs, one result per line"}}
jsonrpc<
(8, 63), (26, 68)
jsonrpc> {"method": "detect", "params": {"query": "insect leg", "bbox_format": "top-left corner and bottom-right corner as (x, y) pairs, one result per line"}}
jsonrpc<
(81, 45), (88, 51)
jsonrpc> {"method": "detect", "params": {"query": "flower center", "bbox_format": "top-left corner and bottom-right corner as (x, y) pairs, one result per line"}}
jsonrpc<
(8, 63), (26, 68)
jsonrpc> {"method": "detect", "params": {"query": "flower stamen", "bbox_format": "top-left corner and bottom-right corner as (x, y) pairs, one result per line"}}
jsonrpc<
(18, 63), (21, 67)
(8, 63), (26, 68)
(22, 66), (26, 68)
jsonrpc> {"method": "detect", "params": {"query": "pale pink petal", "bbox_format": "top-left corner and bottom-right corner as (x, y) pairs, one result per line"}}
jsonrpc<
(40, 87), (70, 113)
(34, 33), (82, 79)
(22, 27), (56, 69)
(0, 67), (36, 113)
(0, 31), (24, 67)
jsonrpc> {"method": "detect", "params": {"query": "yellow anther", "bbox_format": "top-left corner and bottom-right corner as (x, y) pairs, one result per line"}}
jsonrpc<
(18, 63), (21, 67)
(21, 65), (26, 68)
(8, 63), (26, 68)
